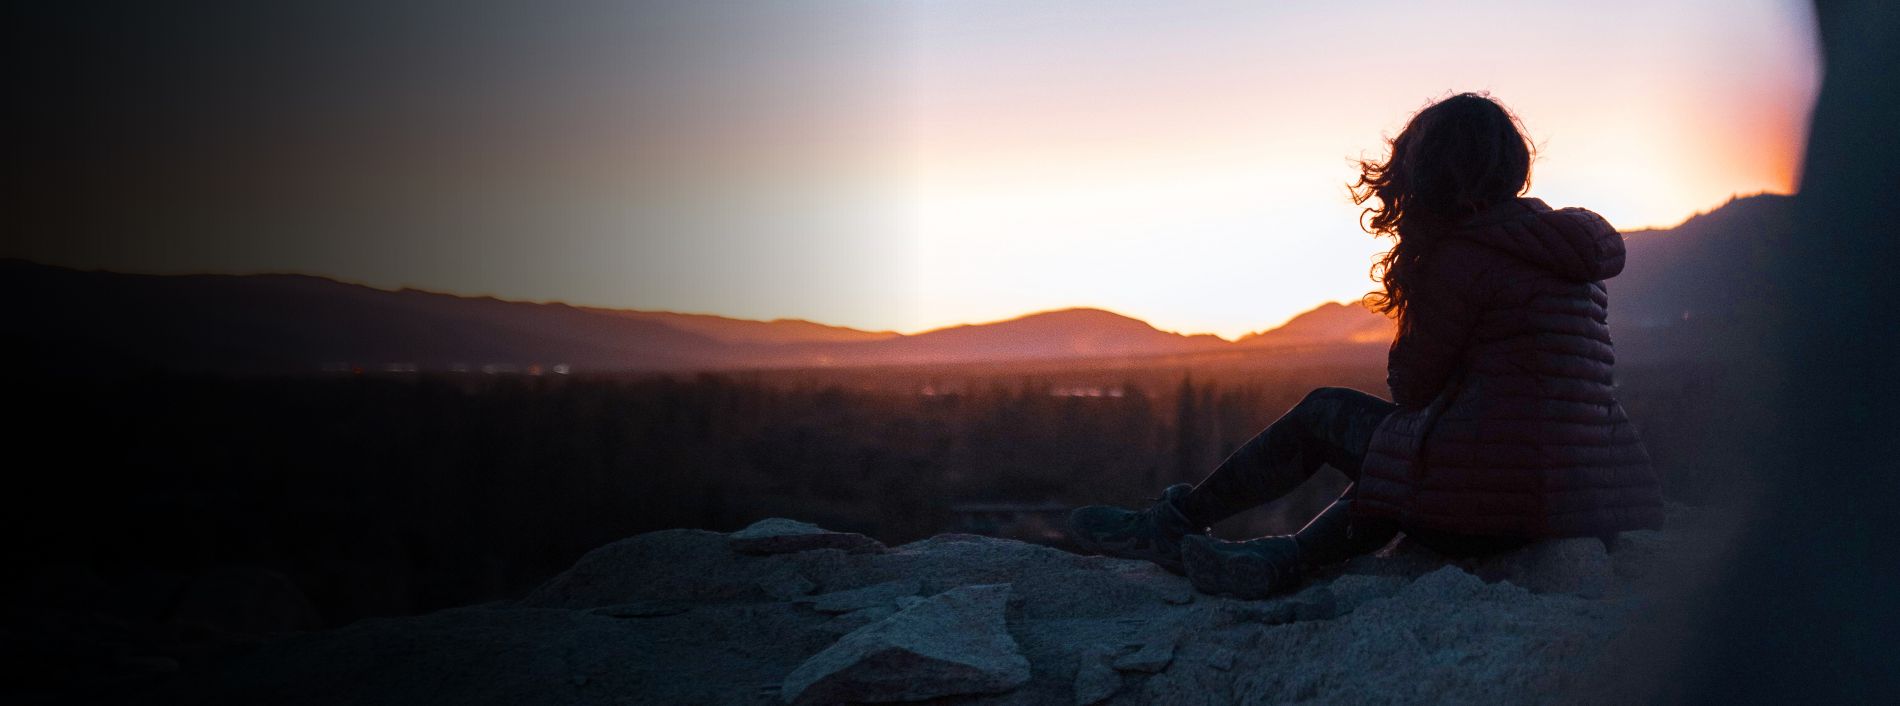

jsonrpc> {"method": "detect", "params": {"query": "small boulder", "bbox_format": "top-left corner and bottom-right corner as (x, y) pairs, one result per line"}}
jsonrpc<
(730, 518), (886, 556)
(780, 583), (1030, 704)
(1399, 566), (1489, 602)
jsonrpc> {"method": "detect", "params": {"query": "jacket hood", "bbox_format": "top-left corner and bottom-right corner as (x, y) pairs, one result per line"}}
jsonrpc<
(1450, 197), (1626, 282)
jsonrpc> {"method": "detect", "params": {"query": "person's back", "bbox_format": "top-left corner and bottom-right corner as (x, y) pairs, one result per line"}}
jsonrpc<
(1357, 197), (1663, 541)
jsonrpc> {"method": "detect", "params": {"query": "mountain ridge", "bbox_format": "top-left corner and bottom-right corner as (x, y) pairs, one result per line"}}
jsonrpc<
(0, 259), (1365, 373)
(0, 192), (1788, 373)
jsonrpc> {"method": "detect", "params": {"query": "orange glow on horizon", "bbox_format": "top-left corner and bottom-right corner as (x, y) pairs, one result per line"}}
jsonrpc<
(5, 1), (1821, 342)
(886, 1), (1819, 340)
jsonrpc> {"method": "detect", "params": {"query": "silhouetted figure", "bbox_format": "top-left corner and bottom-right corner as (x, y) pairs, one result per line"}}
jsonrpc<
(1068, 93), (1664, 598)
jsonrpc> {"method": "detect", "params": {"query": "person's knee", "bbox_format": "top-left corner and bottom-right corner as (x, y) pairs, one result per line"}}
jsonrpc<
(1300, 387), (1354, 407)
(1291, 387), (1377, 436)
(1286, 388), (1351, 428)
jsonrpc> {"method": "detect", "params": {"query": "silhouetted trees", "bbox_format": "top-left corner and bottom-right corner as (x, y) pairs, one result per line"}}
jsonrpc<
(4, 359), (1721, 630)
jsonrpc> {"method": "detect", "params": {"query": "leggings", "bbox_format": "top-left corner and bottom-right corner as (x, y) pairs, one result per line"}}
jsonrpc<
(1175, 386), (1529, 559)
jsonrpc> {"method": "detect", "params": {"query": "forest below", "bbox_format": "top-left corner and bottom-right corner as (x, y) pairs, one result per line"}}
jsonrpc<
(5, 358), (1749, 631)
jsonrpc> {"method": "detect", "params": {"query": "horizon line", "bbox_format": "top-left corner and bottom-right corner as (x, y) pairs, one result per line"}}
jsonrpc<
(4, 257), (1371, 344)
(1, 189), (1787, 341)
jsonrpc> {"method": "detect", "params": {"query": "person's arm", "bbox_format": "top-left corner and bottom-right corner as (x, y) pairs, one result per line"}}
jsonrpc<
(1386, 253), (1482, 408)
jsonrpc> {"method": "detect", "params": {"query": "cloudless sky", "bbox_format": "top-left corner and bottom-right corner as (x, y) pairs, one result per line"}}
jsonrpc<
(5, 1), (1820, 339)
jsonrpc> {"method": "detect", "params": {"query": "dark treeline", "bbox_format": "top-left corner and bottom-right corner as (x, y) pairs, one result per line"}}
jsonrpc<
(4, 361), (1729, 633)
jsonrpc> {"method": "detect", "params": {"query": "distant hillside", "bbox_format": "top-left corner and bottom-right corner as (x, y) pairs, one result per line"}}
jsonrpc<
(1235, 302), (1393, 348)
(0, 262), (740, 373)
(0, 262), (1266, 373)
(0, 196), (1785, 373)
(1611, 193), (1794, 363)
(761, 308), (1232, 368)
(579, 308), (900, 345)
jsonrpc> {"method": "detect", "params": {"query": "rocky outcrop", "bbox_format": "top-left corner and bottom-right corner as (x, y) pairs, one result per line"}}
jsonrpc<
(795, 578), (923, 614)
(1470, 537), (1615, 598)
(781, 583), (1029, 703)
(729, 518), (888, 556)
(151, 509), (1716, 705)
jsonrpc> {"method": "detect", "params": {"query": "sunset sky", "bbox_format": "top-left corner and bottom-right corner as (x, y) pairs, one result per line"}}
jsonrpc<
(7, 1), (1820, 339)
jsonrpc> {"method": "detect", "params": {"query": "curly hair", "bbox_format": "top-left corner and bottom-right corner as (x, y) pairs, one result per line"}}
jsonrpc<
(1350, 92), (1534, 326)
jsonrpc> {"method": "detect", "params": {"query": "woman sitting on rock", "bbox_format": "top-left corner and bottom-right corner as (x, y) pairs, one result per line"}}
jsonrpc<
(1067, 92), (1664, 599)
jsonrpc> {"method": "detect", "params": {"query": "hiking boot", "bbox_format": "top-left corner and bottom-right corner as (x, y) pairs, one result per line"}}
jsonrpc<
(1179, 534), (1303, 599)
(1066, 483), (1203, 574)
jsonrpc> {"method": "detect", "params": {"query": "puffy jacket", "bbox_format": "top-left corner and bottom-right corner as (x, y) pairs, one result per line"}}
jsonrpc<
(1356, 197), (1664, 537)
